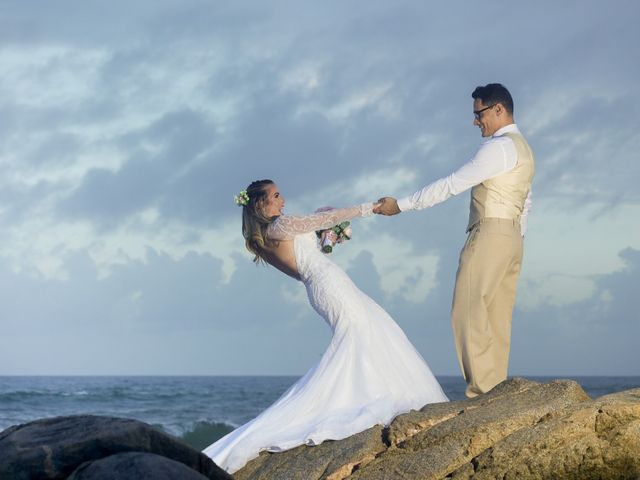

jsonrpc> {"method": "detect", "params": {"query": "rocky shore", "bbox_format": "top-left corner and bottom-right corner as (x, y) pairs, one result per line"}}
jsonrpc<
(235, 378), (640, 480)
(1, 378), (639, 479)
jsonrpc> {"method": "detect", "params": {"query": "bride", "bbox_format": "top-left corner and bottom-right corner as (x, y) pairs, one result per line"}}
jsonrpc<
(203, 179), (448, 473)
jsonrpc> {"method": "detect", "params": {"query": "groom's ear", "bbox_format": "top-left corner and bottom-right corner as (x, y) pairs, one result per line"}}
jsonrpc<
(495, 103), (510, 119)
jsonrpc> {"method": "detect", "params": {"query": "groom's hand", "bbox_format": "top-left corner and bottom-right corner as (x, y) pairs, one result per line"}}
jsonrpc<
(374, 197), (401, 216)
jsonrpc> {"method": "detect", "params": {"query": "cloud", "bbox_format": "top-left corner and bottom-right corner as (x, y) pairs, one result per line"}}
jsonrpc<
(511, 248), (640, 376)
(591, 248), (640, 326)
(59, 108), (218, 224)
(528, 95), (640, 206)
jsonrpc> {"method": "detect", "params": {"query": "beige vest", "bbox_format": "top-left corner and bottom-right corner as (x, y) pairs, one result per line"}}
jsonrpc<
(467, 132), (535, 231)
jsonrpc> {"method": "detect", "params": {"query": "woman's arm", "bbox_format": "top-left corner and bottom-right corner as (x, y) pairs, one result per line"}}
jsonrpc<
(267, 203), (374, 241)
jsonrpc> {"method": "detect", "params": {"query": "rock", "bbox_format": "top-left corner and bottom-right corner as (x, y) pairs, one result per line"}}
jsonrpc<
(348, 378), (590, 480)
(385, 376), (538, 446)
(448, 387), (640, 479)
(68, 452), (212, 480)
(235, 425), (386, 480)
(0, 415), (232, 480)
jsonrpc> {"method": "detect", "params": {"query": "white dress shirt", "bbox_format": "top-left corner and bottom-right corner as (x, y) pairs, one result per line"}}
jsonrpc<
(396, 124), (532, 235)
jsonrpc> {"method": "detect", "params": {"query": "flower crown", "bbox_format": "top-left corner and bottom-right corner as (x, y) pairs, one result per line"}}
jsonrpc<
(234, 190), (250, 206)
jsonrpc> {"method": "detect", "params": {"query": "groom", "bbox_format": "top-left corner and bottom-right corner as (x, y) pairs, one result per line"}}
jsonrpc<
(374, 83), (535, 398)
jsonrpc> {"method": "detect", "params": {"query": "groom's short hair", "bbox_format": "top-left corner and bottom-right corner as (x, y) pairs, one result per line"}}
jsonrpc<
(472, 83), (514, 115)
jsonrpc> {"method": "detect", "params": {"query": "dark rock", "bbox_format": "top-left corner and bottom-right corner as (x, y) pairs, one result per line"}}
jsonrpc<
(0, 415), (232, 480)
(67, 452), (212, 480)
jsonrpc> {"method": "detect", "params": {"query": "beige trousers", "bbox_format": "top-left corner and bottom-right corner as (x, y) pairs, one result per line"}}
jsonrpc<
(451, 218), (523, 398)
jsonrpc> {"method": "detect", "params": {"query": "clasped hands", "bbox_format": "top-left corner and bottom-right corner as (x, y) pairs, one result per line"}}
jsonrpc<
(373, 197), (401, 216)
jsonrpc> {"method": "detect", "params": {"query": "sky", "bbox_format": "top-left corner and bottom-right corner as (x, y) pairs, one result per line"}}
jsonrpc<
(0, 1), (638, 376)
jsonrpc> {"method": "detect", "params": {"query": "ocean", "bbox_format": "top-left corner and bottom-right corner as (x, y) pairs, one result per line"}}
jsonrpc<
(1, 375), (638, 451)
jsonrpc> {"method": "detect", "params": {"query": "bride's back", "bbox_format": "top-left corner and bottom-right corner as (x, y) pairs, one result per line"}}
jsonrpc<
(259, 239), (301, 281)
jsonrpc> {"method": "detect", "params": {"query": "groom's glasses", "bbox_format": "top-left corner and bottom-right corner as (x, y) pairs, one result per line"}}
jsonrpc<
(473, 104), (496, 120)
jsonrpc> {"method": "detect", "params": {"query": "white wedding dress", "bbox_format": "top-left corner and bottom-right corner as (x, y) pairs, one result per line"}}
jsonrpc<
(203, 204), (448, 473)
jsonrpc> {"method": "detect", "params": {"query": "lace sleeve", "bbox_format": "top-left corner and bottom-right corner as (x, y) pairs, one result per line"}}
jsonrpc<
(267, 203), (374, 241)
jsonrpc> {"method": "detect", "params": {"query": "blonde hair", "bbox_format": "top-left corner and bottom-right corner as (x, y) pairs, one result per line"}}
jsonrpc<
(241, 179), (278, 264)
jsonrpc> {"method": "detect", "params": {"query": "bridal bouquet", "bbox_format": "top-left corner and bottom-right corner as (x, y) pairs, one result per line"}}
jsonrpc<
(315, 207), (353, 254)
(317, 221), (352, 253)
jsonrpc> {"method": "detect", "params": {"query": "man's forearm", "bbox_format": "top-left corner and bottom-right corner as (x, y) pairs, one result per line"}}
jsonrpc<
(397, 173), (471, 212)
